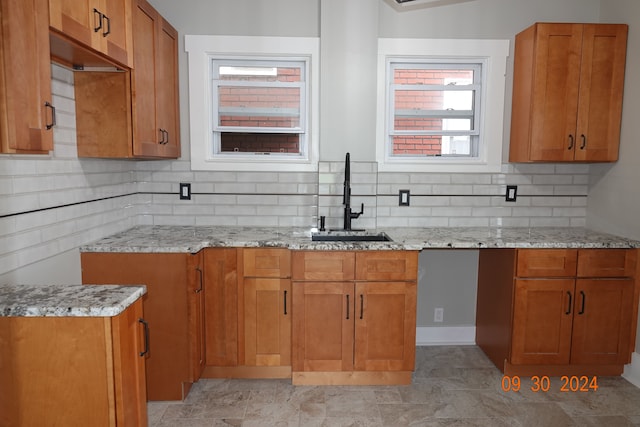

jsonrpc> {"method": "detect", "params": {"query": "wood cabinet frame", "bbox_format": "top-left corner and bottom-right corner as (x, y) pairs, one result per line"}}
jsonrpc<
(476, 248), (639, 377)
(509, 23), (628, 163)
(291, 250), (418, 385)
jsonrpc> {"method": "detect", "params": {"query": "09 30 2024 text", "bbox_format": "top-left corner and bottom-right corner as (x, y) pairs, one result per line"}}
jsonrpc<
(501, 375), (598, 393)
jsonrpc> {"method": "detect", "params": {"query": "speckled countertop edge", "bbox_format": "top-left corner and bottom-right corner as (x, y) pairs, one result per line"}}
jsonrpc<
(0, 284), (146, 317)
(78, 226), (640, 253)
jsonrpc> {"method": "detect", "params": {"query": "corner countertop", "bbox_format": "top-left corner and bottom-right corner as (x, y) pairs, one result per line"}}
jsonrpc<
(0, 284), (146, 317)
(78, 225), (640, 253)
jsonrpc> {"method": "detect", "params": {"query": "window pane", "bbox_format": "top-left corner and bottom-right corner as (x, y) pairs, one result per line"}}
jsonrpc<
(220, 132), (300, 153)
(393, 68), (473, 85)
(218, 86), (301, 129)
(392, 135), (471, 156)
(218, 65), (302, 83)
(394, 89), (473, 112)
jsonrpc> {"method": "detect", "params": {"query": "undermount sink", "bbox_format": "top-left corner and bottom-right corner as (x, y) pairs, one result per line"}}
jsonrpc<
(311, 231), (393, 242)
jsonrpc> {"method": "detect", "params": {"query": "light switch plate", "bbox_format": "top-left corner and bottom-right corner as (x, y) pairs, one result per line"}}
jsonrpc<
(506, 185), (517, 202)
(179, 183), (191, 200)
(399, 189), (410, 206)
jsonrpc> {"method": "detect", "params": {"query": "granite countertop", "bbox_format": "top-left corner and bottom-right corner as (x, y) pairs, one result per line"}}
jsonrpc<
(79, 225), (640, 253)
(0, 284), (146, 317)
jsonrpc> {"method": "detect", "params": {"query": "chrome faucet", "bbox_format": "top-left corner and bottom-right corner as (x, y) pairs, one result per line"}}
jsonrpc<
(343, 152), (364, 230)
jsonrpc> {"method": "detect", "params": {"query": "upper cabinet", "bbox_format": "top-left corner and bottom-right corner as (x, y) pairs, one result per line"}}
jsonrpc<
(0, 0), (54, 154)
(73, 0), (180, 159)
(509, 23), (628, 163)
(49, 0), (133, 67)
(131, 0), (180, 158)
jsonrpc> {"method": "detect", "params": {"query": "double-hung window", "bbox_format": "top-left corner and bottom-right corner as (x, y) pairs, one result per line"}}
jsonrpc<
(389, 61), (481, 158)
(212, 58), (307, 157)
(376, 38), (509, 173)
(186, 36), (319, 172)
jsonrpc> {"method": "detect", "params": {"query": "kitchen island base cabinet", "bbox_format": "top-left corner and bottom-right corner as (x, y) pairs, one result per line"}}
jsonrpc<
(291, 251), (418, 385)
(82, 252), (203, 401)
(0, 299), (147, 427)
(476, 248), (639, 377)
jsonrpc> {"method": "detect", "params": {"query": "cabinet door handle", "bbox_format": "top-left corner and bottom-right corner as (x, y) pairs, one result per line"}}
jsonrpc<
(93, 8), (103, 32)
(138, 318), (150, 357)
(346, 294), (350, 320)
(163, 130), (169, 145)
(103, 14), (111, 36)
(578, 290), (586, 315)
(359, 294), (364, 319)
(283, 290), (288, 315)
(195, 267), (203, 293)
(580, 134), (586, 150)
(158, 129), (165, 144)
(568, 134), (574, 150)
(565, 291), (572, 315)
(44, 102), (56, 130)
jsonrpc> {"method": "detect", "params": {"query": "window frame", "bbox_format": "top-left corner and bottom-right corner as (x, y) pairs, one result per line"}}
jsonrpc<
(376, 38), (509, 173)
(186, 36), (320, 172)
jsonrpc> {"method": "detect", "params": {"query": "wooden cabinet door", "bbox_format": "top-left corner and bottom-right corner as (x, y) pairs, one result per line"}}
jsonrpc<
(292, 281), (354, 372)
(244, 278), (291, 366)
(101, 0), (133, 66)
(570, 279), (634, 365)
(509, 23), (627, 163)
(203, 248), (239, 367)
(0, 0), (53, 153)
(49, 0), (96, 48)
(111, 298), (148, 426)
(354, 282), (416, 372)
(188, 252), (206, 381)
(574, 24), (627, 162)
(49, 0), (132, 66)
(131, 0), (160, 156)
(156, 16), (180, 157)
(131, 0), (180, 158)
(81, 252), (192, 401)
(511, 279), (575, 365)
(527, 23), (582, 162)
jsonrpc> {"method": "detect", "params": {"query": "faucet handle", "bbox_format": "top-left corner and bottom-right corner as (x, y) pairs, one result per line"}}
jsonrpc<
(351, 203), (364, 219)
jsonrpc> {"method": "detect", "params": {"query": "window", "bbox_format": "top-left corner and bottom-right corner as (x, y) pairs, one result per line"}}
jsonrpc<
(376, 38), (509, 173)
(186, 36), (319, 172)
(390, 62), (481, 158)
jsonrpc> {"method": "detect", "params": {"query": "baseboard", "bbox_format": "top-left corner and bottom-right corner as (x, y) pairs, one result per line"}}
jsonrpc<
(622, 352), (640, 388)
(416, 326), (476, 346)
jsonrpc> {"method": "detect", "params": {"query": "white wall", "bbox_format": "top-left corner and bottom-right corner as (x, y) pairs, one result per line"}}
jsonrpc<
(589, 0), (640, 352)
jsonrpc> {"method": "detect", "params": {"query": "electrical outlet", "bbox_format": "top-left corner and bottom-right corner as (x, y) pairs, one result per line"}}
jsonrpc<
(434, 307), (444, 323)
(179, 183), (191, 200)
(399, 189), (410, 206)
(505, 185), (517, 202)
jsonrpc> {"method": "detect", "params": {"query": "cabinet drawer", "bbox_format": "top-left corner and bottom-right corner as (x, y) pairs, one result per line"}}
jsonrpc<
(577, 249), (636, 278)
(243, 248), (291, 278)
(355, 252), (418, 281)
(516, 249), (578, 277)
(292, 251), (355, 281)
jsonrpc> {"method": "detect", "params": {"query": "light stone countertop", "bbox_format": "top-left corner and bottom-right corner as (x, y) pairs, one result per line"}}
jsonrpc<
(79, 225), (640, 253)
(0, 284), (146, 317)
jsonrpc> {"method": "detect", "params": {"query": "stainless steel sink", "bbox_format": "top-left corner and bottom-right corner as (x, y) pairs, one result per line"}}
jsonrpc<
(311, 232), (393, 242)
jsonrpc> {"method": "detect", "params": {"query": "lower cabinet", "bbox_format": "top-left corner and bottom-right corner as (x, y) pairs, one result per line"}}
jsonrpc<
(291, 250), (418, 385)
(81, 252), (203, 400)
(0, 298), (147, 426)
(476, 248), (639, 376)
(202, 248), (292, 378)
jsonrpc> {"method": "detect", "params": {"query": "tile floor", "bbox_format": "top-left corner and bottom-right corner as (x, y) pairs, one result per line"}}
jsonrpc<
(148, 346), (640, 426)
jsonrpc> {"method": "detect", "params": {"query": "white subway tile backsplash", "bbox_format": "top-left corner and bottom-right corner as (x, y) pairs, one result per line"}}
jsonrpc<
(0, 64), (594, 279)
